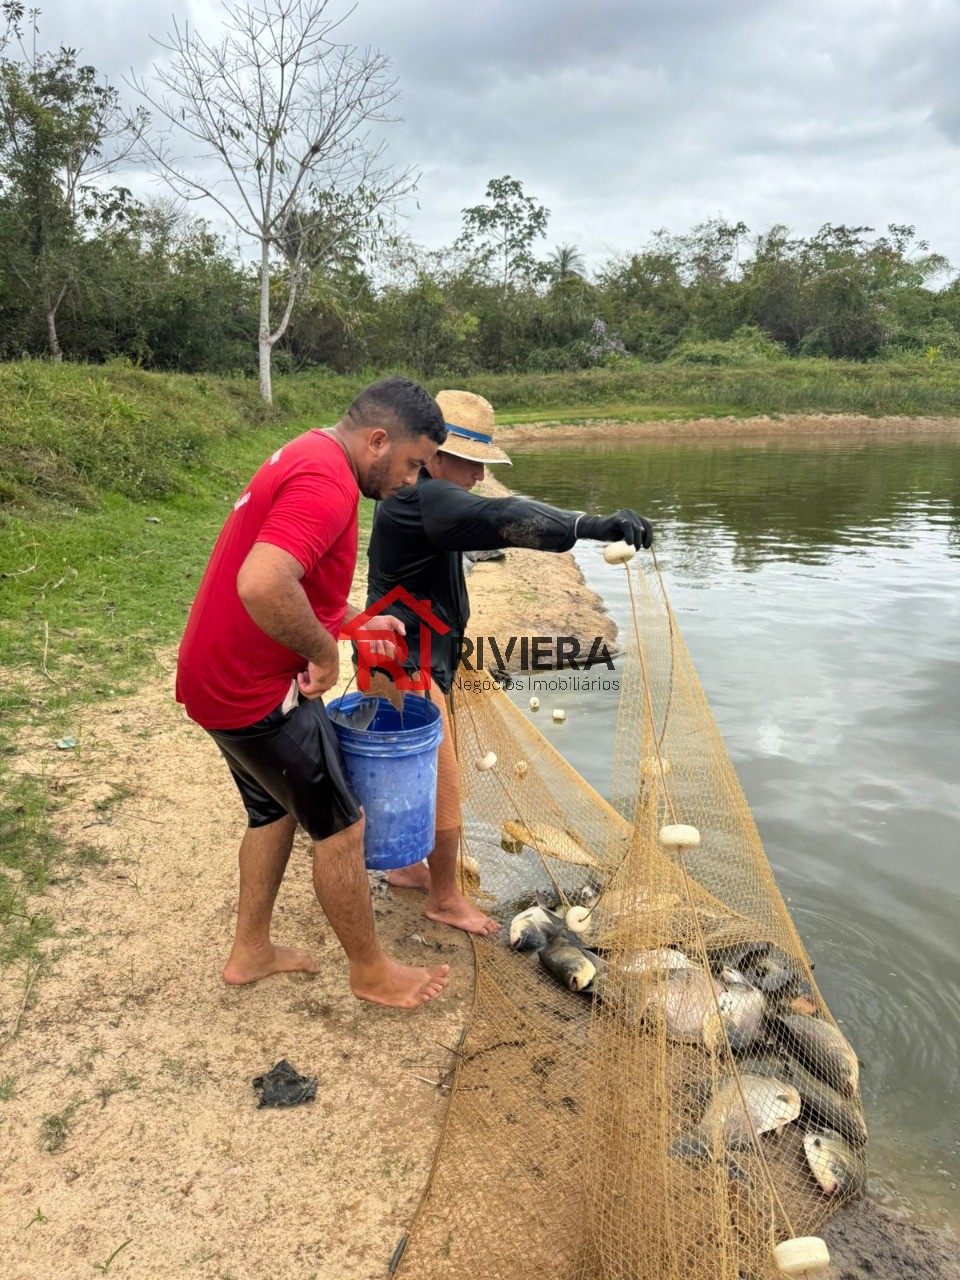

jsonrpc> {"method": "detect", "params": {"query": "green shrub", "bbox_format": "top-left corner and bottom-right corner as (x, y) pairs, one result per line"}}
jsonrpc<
(668, 325), (786, 366)
(885, 318), (960, 361)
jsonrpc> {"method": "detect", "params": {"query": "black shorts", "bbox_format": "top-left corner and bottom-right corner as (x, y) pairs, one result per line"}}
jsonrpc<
(208, 694), (362, 841)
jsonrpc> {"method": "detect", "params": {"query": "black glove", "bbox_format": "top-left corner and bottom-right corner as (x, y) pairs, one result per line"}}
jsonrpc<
(577, 508), (653, 550)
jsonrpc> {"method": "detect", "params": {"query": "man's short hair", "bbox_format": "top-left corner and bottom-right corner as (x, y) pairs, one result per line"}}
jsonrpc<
(347, 377), (447, 446)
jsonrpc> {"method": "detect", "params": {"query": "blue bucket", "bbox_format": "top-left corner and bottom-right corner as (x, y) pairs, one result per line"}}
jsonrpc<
(327, 692), (443, 871)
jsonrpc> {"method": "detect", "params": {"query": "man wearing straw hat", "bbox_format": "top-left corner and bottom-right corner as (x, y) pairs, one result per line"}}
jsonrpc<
(364, 389), (653, 935)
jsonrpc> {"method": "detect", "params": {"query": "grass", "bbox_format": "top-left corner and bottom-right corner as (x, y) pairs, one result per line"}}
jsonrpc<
(39, 1098), (85, 1152)
(92, 785), (135, 818)
(95, 1074), (140, 1109)
(92, 1238), (133, 1273)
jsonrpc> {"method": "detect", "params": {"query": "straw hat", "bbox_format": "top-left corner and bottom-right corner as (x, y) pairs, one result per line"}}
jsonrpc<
(435, 390), (512, 465)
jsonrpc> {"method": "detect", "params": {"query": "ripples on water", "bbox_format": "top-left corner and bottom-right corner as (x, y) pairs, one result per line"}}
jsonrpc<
(504, 432), (960, 1230)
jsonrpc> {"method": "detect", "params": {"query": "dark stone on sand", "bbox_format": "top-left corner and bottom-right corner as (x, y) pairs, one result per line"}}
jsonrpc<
(251, 1058), (317, 1108)
(822, 1198), (959, 1280)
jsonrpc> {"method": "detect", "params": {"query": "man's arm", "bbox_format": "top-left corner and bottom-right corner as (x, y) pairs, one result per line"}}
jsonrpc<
(420, 483), (653, 553)
(236, 543), (340, 696)
(420, 484), (580, 553)
(237, 550), (408, 699)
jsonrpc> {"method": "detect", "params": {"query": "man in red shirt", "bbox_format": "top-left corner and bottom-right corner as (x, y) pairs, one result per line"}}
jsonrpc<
(177, 377), (450, 1009)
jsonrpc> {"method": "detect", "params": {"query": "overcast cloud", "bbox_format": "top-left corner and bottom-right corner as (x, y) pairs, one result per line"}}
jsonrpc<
(38, 0), (960, 274)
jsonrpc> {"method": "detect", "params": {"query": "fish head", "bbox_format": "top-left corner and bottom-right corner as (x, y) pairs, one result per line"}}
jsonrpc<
(803, 1130), (855, 1196)
(723, 984), (767, 1017)
(736, 1074), (801, 1133)
(705, 984), (764, 1047)
(515, 905), (552, 926)
(509, 916), (548, 951)
(747, 947), (806, 996)
(768, 1082), (802, 1128)
(568, 952), (598, 993)
(542, 942), (598, 993)
(574, 880), (602, 909)
(509, 904), (558, 943)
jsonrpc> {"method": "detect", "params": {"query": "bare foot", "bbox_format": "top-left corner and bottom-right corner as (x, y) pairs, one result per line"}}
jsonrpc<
(222, 944), (319, 986)
(425, 892), (502, 937)
(350, 958), (449, 1009)
(387, 861), (432, 892)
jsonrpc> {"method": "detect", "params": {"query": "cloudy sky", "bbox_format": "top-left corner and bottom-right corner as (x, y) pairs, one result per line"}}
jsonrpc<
(38, 0), (960, 274)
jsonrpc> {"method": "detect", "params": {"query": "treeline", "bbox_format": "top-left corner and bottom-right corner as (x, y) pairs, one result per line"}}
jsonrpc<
(5, 201), (959, 378)
(2, 5), (959, 381)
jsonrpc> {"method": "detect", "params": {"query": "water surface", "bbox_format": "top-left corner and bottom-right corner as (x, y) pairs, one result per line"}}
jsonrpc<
(503, 430), (960, 1230)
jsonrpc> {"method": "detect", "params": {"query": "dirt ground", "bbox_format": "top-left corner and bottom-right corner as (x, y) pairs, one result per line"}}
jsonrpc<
(2, 415), (957, 1279)
(1, 656), (474, 1280)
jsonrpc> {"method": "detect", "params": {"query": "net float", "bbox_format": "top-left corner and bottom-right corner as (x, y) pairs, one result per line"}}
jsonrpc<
(529, 697), (540, 710)
(565, 905), (594, 935)
(552, 709), (566, 723)
(603, 539), (637, 565)
(658, 823), (701, 852)
(475, 751), (497, 772)
(773, 1237), (830, 1276)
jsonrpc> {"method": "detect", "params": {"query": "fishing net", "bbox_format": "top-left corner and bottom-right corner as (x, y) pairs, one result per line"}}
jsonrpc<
(394, 558), (866, 1280)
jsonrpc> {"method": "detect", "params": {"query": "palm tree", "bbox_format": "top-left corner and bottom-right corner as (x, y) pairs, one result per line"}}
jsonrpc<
(547, 243), (587, 283)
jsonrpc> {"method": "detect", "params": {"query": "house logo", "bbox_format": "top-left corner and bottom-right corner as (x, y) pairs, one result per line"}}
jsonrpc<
(342, 586), (449, 692)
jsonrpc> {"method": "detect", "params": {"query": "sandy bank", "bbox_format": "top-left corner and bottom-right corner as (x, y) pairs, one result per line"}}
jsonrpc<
(498, 411), (960, 442)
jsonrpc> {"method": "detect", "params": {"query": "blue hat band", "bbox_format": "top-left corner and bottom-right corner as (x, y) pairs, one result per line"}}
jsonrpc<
(444, 423), (494, 444)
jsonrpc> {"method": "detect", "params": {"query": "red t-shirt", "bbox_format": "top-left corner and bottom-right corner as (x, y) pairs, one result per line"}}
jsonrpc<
(176, 430), (359, 729)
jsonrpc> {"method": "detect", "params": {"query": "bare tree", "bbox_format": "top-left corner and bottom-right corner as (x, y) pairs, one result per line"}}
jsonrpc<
(130, 0), (414, 402)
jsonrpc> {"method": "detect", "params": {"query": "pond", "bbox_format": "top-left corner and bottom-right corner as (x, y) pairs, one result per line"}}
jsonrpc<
(503, 429), (960, 1232)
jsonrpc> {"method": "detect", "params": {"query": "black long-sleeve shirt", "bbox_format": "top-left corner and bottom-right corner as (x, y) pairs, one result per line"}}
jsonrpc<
(365, 472), (581, 692)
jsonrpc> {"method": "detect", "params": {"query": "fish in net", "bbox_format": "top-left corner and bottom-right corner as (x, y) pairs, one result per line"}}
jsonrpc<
(393, 558), (866, 1280)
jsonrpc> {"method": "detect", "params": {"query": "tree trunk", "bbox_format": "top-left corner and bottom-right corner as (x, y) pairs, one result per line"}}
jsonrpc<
(45, 307), (64, 362)
(258, 235), (273, 404)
